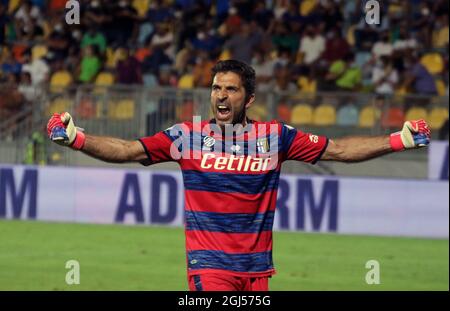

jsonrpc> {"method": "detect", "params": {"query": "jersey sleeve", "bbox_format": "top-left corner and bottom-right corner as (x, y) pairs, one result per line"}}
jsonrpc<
(280, 123), (329, 164)
(138, 123), (189, 166)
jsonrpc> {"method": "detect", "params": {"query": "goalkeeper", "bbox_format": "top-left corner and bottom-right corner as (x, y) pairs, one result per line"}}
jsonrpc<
(46, 60), (430, 291)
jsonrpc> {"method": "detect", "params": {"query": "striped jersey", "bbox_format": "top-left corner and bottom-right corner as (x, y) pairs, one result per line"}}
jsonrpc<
(138, 119), (328, 277)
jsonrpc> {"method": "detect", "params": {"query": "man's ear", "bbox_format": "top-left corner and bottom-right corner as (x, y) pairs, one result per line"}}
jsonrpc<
(245, 94), (255, 110)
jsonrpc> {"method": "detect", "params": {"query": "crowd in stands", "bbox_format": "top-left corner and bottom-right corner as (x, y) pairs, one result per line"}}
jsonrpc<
(0, 0), (448, 123)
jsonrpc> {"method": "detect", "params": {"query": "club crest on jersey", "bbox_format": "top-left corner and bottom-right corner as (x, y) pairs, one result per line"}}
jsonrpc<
(257, 138), (269, 153)
(202, 136), (215, 150)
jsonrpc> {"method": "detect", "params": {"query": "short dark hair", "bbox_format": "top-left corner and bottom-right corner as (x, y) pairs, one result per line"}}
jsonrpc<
(211, 60), (256, 101)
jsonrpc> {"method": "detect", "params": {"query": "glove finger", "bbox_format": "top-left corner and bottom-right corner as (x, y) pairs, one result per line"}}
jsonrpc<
(60, 112), (72, 125)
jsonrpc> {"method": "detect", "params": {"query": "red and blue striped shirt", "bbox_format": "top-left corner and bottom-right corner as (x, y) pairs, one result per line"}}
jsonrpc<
(139, 119), (328, 277)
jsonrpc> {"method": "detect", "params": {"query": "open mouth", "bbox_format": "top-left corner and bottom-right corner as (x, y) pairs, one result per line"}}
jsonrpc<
(216, 104), (231, 119)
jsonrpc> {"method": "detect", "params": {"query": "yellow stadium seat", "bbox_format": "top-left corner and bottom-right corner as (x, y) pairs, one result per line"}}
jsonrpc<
(32, 45), (48, 61)
(428, 107), (449, 130)
(105, 47), (116, 68)
(435, 79), (447, 96)
(297, 76), (317, 93)
(47, 98), (72, 115)
(405, 107), (428, 121)
(346, 24), (356, 47)
(291, 104), (313, 125)
(219, 49), (231, 61)
(300, 0), (317, 16)
(50, 71), (73, 92)
(132, 0), (150, 17)
(95, 72), (115, 85)
(178, 74), (194, 89)
(313, 104), (336, 126)
(247, 104), (268, 122)
(359, 106), (381, 128)
(108, 99), (135, 119)
(8, 0), (20, 13)
(420, 53), (444, 75)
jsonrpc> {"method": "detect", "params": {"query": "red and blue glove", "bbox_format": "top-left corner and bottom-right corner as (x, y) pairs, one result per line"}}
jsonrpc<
(47, 112), (85, 150)
(390, 119), (430, 152)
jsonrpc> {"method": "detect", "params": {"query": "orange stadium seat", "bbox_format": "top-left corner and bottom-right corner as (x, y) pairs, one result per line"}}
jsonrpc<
(313, 104), (336, 126)
(277, 103), (291, 123)
(291, 104), (313, 125)
(428, 107), (449, 130)
(359, 105), (381, 128)
(381, 107), (405, 128)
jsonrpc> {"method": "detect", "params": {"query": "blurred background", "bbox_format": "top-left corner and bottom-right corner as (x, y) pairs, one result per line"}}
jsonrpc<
(0, 0), (448, 177)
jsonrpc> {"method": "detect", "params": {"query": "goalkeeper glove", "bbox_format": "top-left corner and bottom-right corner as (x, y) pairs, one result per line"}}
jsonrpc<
(390, 119), (430, 152)
(47, 112), (86, 150)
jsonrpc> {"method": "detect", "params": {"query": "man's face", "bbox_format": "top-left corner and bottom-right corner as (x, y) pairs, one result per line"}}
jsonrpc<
(210, 71), (254, 127)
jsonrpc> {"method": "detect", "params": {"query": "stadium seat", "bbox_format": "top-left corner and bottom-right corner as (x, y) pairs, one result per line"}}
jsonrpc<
(132, 0), (150, 17)
(50, 70), (73, 92)
(297, 76), (317, 93)
(219, 49), (231, 61)
(247, 104), (268, 122)
(428, 107), (449, 130)
(337, 104), (359, 126)
(300, 0), (317, 16)
(420, 53), (444, 75)
(313, 104), (336, 126)
(346, 24), (356, 47)
(381, 107), (405, 128)
(291, 104), (313, 125)
(8, 0), (20, 13)
(143, 74), (158, 87)
(108, 99), (135, 119)
(178, 74), (194, 89)
(277, 103), (291, 123)
(176, 100), (194, 122)
(32, 45), (48, 61)
(435, 79), (447, 96)
(95, 72), (115, 85)
(47, 98), (72, 115)
(359, 105), (381, 128)
(405, 107), (428, 121)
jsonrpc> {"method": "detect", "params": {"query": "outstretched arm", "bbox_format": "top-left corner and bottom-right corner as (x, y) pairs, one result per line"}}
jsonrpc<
(320, 119), (430, 163)
(81, 134), (147, 163)
(47, 112), (147, 163)
(321, 135), (391, 163)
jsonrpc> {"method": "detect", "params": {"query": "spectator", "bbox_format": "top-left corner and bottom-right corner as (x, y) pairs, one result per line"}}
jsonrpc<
(371, 31), (393, 60)
(298, 25), (325, 66)
(402, 52), (437, 96)
(224, 22), (261, 64)
(116, 47), (142, 85)
(151, 22), (175, 60)
(81, 26), (107, 55)
(432, 14), (449, 49)
(47, 22), (71, 61)
(78, 45), (102, 83)
(371, 56), (399, 95)
(22, 53), (50, 85)
(18, 71), (39, 102)
(1, 49), (22, 76)
(271, 64), (297, 93)
(320, 27), (351, 66)
(192, 50), (214, 88)
(252, 49), (275, 92)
